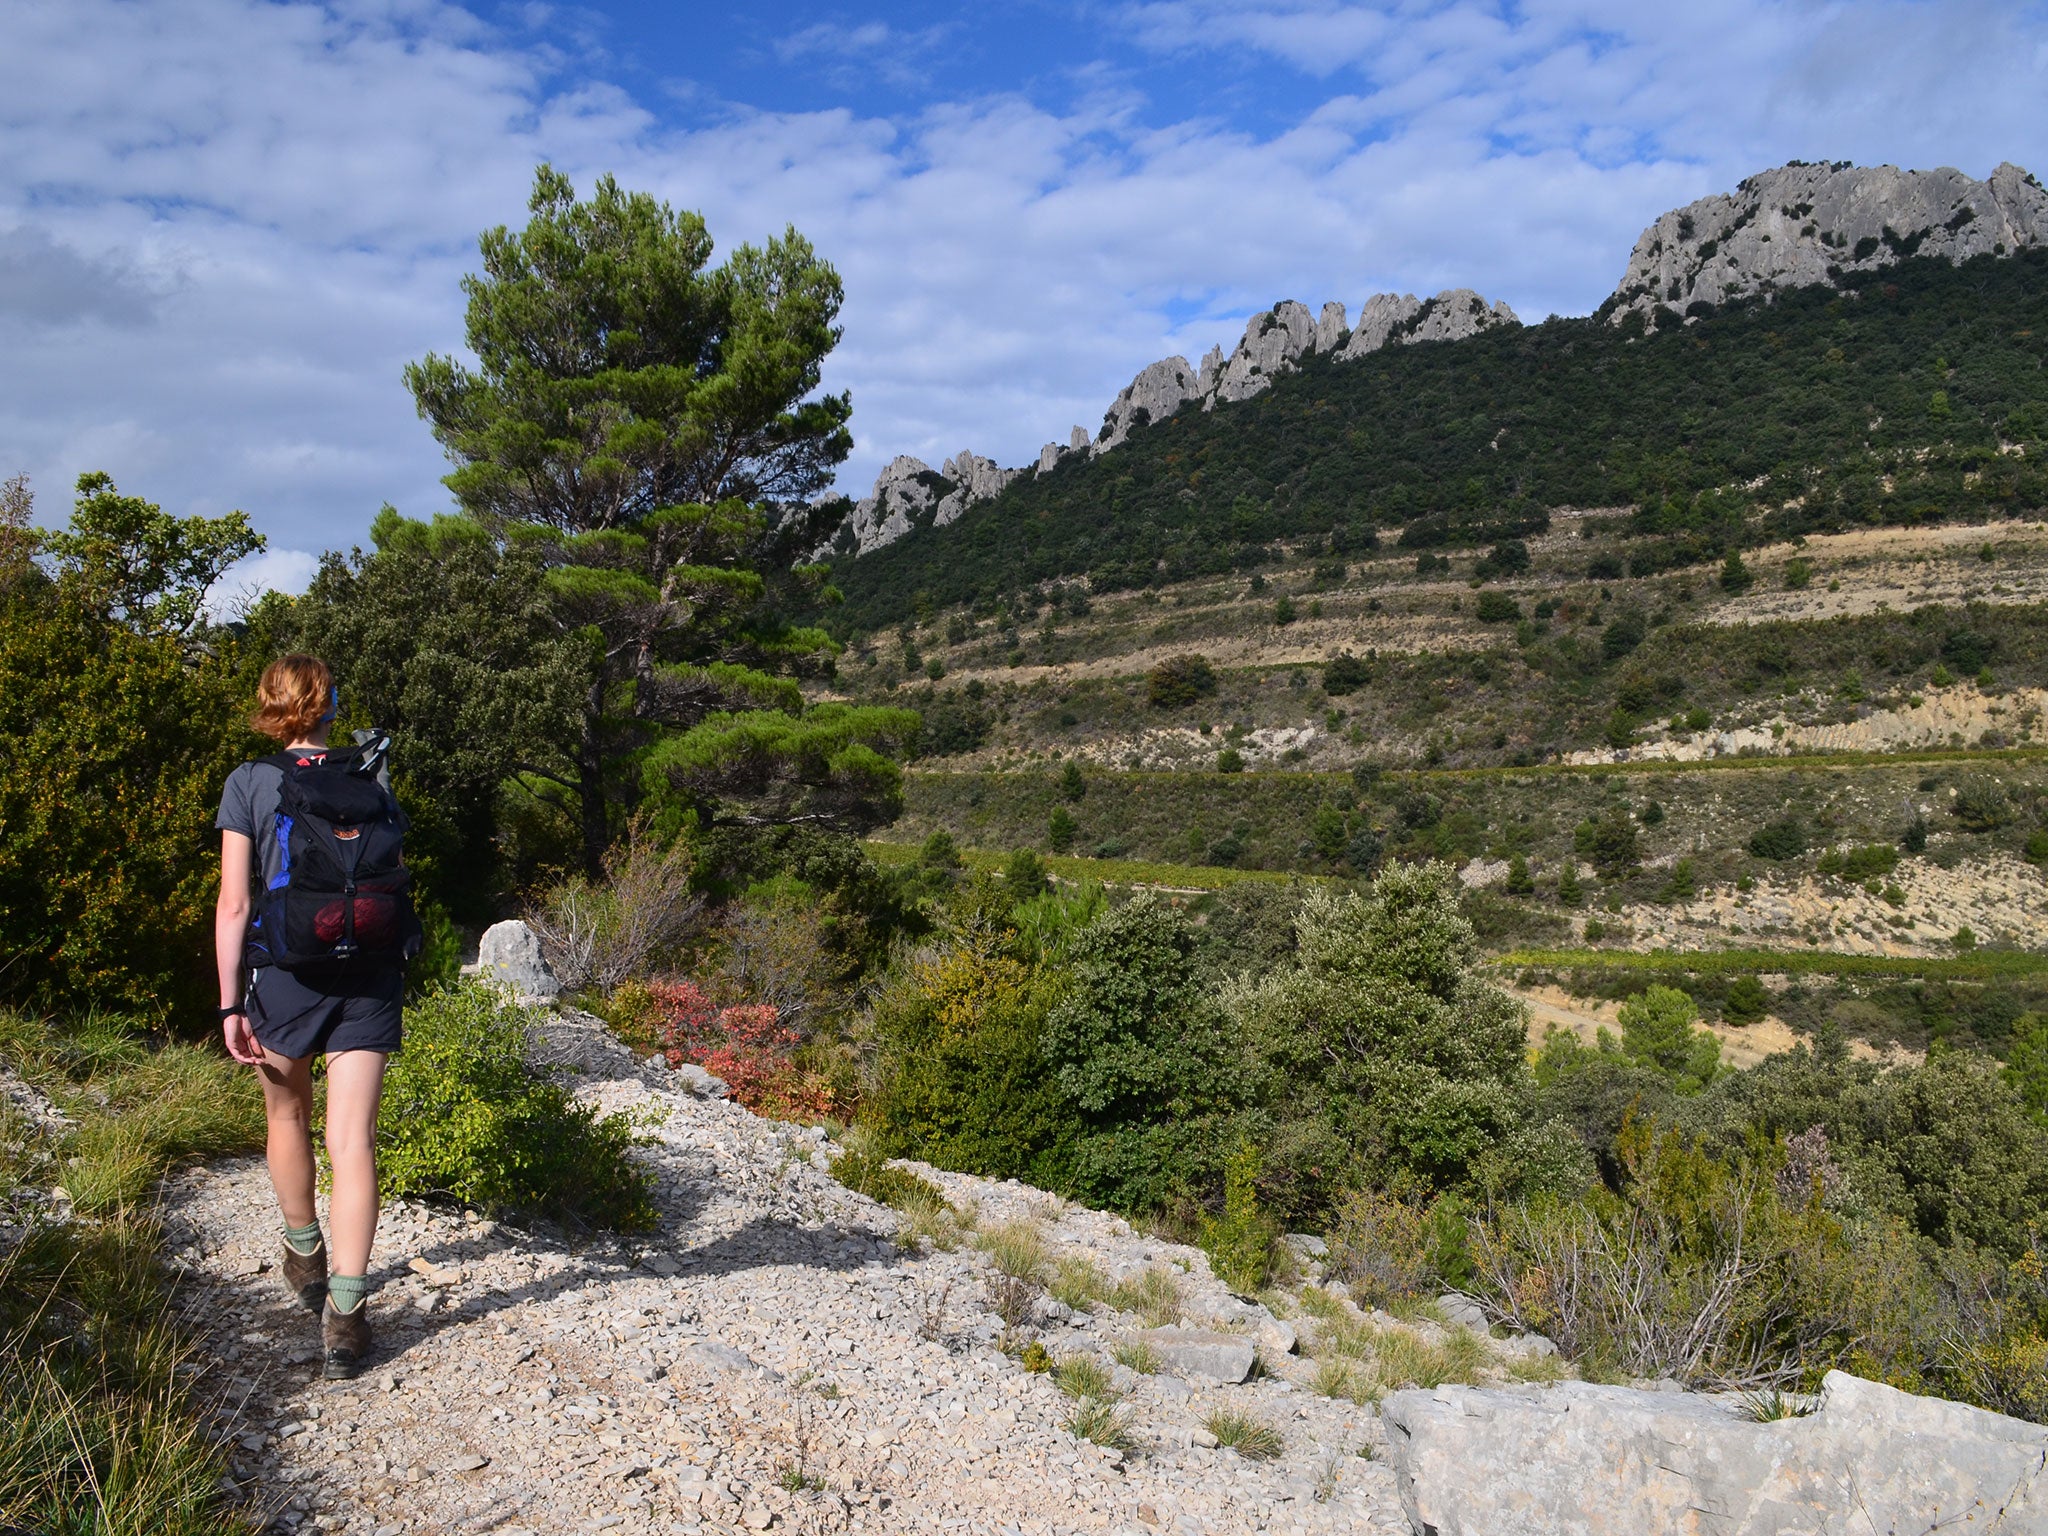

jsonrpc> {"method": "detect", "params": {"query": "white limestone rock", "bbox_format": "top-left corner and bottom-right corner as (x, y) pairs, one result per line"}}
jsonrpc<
(1132, 1325), (1257, 1384)
(1383, 1369), (2048, 1536)
(1608, 160), (2048, 327)
(1207, 300), (1320, 403)
(1338, 289), (1519, 360)
(1096, 356), (1203, 452)
(829, 455), (941, 556)
(932, 450), (1019, 526)
(1313, 299), (1348, 353)
(475, 919), (559, 1001)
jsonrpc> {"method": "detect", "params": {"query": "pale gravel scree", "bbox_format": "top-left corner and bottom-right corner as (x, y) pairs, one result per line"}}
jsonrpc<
(163, 1008), (1432, 1536)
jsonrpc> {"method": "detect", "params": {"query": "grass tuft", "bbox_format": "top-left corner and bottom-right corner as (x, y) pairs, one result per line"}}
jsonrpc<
(1205, 1408), (1284, 1461)
(1064, 1398), (1135, 1452)
(1110, 1338), (1161, 1375)
(1734, 1387), (1820, 1422)
(0, 1011), (261, 1535)
(1049, 1255), (1109, 1312)
(1054, 1353), (1117, 1401)
(976, 1218), (1050, 1284)
(1107, 1267), (1183, 1327)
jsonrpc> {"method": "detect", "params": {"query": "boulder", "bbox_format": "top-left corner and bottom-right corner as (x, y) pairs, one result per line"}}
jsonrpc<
(823, 455), (940, 557)
(475, 920), (559, 1000)
(1132, 1325), (1257, 1384)
(1436, 1293), (1491, 1333)
(1313, 299), (1348, 353)
(933, 450), (1020, 526)
(1382, 1369), (2048, 1536)
(668, 1062), (730, 1099)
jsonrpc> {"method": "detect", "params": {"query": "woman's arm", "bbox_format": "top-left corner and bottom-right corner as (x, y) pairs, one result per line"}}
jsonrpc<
(216, 831), (263, 1064)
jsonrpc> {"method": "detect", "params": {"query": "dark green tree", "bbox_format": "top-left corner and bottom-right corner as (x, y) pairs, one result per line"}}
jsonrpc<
(1, 475), (261, 1016)
(1615, 985), (1721, 1094)
(1040, 894), (1249, 1209)
(377, 169), (911, 875)
(405, 166), (852, 529)
(1228, 862), (1529, 1193)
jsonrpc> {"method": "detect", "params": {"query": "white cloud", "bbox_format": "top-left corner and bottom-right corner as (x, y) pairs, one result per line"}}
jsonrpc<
(204, 544), (324, 621)
(0, 0), (2042, 559)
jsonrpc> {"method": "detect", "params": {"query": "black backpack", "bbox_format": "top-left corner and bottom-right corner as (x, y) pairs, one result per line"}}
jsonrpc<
(249, 732), (422, 970)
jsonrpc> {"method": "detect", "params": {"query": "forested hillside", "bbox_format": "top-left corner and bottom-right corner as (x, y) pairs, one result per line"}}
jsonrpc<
(830, 250), (2048, 632)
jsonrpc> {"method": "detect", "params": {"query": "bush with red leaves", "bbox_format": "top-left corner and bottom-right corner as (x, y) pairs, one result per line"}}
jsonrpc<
(643, 979), (839, 1121)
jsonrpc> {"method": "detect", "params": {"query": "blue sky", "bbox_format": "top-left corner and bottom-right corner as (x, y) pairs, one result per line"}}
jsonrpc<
(2, 0), (2046, 600)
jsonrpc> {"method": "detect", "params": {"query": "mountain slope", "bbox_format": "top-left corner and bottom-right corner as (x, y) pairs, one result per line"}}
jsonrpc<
(828, 249), (2048, 633)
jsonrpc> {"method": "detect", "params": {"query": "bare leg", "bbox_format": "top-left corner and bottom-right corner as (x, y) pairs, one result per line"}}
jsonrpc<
(255, 1048), (317, 1231)
(323, 1050), (388, 1279)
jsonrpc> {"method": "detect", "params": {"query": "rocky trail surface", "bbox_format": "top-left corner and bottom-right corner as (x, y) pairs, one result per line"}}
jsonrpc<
(162, 1014), (1454, 1536)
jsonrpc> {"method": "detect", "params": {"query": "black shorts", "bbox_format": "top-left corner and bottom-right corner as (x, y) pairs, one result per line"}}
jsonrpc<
(247, 964), (404, 1059)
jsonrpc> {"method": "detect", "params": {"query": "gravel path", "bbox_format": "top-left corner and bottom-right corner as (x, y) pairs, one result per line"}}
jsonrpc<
(162, 1011), (1420, 1536)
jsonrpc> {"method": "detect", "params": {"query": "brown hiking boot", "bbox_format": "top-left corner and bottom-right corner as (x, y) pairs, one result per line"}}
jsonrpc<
(281, 1238), (327, 1313)
(322, 1298), (372, 1381)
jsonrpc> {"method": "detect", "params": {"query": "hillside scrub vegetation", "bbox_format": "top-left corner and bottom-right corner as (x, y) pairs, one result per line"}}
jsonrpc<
(839, 861), (2048, 1409)
(829, 248), (2048, 630)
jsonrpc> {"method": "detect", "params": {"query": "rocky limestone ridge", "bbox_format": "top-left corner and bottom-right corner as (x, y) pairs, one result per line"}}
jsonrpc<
(827, 451), (1019, 558)
(1337, 289), (1519, 360)
(1608, 159), (2048, 326)
(832, 158), (2048, 560)
(832, 286), (1515, 556)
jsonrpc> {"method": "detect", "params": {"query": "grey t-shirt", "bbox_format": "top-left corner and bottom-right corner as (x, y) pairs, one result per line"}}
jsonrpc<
(216, 757), (291, 896)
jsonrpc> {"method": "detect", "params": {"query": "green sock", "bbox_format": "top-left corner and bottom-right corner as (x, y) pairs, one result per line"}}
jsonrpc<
(328, 1274), (370, 1314)
(284, 1221), (323, 1256)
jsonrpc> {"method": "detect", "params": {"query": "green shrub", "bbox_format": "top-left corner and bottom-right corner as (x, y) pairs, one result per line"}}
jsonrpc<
(1216, 747), (1246, 773)
(1327, 1186), (1437, 1307)
(1047, 806), (1077, 853)
(1817, 843), (1899, 882)
(1748, 817), (1807, 860)
(1617, 986), (1721, 1094)
(1323, 652), (1372, 695)
(1201, 1140), (1276, 1294)
(1475, 591), (1520, 623)
(1723, 975), (1770, 1026)
(1576, 812), (1641, 877)
(1952, 779), (2015, 832)
(0, 482), (261, 1019)
(1004, 848), (1050, 895)
(1227, 864), (1529, 1194)
(1147, 653), (1217, 708)
(378, 982), (658, 1230)
(1040, 894), (1248, 1210)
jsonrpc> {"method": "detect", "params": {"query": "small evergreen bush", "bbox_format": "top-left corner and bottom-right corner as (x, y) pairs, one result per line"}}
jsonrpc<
(378, 982), (658, 1230)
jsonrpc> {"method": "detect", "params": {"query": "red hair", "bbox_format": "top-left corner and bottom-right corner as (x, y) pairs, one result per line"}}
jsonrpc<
(251, 654), (334, 743)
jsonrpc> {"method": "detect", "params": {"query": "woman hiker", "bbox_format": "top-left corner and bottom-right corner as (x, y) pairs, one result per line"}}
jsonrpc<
(216, 654), (414, 1380)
